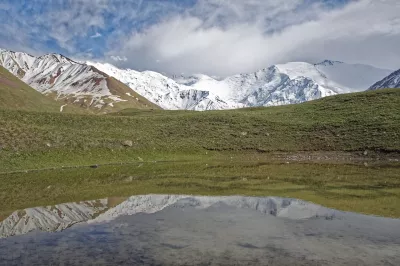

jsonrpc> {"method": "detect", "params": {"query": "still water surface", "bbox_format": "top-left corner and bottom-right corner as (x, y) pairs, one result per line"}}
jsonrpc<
(1, 195), (400, 265)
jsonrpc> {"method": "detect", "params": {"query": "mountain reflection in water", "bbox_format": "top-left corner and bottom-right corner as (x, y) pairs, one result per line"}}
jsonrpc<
(0, 195), (399, 266)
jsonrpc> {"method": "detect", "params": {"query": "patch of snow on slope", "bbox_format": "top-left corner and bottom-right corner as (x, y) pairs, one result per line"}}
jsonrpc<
(60, 104), (67, 112)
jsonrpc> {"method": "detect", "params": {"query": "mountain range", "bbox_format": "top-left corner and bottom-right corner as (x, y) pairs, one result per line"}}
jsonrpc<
(0, 48), (398, 111)
(87, 59), (394, 111)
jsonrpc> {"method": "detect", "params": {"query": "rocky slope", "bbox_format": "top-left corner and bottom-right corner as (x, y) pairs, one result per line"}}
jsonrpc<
(369, 68), (400, 90)
(0, 49), (159, 112)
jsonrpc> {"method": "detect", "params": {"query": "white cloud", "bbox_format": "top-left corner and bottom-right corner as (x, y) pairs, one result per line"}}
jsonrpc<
(106, 0), (400, 76)
(2, 0), (399, 76)
(90, 32), (102, 38)
(110, 55), (128, 62)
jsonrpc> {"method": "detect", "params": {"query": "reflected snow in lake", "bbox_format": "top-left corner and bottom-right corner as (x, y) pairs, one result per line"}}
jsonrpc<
(1, 195), (400, 265)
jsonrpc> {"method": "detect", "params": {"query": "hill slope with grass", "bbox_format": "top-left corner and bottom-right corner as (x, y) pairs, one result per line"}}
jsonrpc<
(0, 89), (399, 171)
(0, 65), (61, 112)
(0, 49), (160, 113)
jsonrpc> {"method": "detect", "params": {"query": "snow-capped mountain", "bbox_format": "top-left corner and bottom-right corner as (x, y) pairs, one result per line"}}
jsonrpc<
(182, 61), (392, 107)
(86, 62), (238, 110)
(369, 69), (400, 90)
(88, 60), (392, 110)
(0, 49), (159, 112)
(0, 49), (35, 78)
(1, 48), (393, 111)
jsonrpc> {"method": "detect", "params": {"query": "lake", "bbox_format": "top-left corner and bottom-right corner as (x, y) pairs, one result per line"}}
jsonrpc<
(1, 194), (400, 265)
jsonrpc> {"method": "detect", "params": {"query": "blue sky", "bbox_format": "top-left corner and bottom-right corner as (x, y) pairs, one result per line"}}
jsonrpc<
(1, 0), (399, 76)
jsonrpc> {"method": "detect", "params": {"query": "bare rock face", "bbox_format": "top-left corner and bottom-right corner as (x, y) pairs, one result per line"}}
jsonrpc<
(369, 68), (400, 90)
(0, 49), (159, 112)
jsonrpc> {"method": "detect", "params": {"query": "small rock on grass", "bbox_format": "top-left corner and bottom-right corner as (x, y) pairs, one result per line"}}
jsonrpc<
(125, 176), (134, 182)
(122, 140), (133, 147)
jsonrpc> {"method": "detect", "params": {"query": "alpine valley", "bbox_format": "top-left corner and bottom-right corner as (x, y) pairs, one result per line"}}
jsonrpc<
(0, 48), (395, 112)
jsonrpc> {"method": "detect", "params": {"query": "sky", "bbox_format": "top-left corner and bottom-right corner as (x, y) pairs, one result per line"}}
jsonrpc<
(0, 0), (399, 76)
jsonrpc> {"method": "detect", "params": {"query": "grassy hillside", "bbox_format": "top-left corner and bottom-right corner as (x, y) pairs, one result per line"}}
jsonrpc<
(0, 89), (399, 218)
(0, 65), (62, 112)
(0, 89), (399, 171)
(0, 63), (160, 114)
(49, 72), (161, 113)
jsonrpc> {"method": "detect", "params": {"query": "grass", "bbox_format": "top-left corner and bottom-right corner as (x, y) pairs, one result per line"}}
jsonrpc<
(0, 89), (399, 219)
(0, 65), (61, 112)
(0, 89), (399, 171)
(0, 65), (85, 114)
(0, 64), (159, 114)
(0, 160), (399, 219)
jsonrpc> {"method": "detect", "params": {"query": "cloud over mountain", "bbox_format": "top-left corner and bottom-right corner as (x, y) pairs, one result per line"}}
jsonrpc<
(1, 0), (399, 76)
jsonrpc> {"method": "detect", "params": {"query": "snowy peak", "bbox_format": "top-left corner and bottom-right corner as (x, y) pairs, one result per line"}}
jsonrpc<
(369, 69), (400, 90)
(276, 62), (323, 79)
(0, 49), (35, 78)
(87, 61), (236, 110)
(315, 60), (344, 66)
(0, 49), (159, 112)
(36, 53), (76, 65)
(1, 48), (393, 112)
(91, 59), (392, 110)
